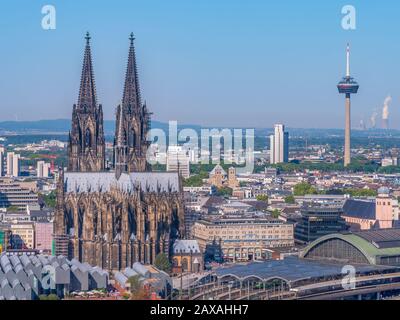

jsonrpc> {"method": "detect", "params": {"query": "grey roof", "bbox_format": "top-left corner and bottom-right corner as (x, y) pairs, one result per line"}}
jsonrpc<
(64, 172), (180, 194)
(210, 165), (227, 176)
(215, 256), (395, 284)
(0, 253), (108, 300)
(132, 262), (150, 278)
(354, 228), (400, 249)
(378, 187), (390, 195)
(343, 199), (376, 220)
(173, 240), (201, 254)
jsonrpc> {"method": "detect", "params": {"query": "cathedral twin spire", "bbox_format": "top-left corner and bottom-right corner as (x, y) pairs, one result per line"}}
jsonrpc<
(67, 32), (150, 175)
(78, 32), (97, 109)
(115, 33), (150, 177)
(122, 33), (142, 111)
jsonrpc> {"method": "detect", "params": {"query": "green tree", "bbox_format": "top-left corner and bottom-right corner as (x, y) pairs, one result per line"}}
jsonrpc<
(42, 191), (57, 208)
(293, 182), (317, 196)
(345, 188), (377, 197)
(183, 171), (209, 187)
(256, 195), (268, 202)
(271, 209), (280, 219)
(127, 275), (143, 293)
(7, 206), (19, 212)
(216, 187), (233, 197)
(127, 275), (150, 300)
(154, 253), (171, 273)
(284, 195), (295, 204)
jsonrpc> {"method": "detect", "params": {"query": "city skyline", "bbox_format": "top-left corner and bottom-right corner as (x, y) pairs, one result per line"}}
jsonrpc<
(1, 1), (400, 128)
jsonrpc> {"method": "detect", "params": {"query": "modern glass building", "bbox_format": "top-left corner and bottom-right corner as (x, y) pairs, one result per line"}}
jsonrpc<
(295, 203), (349, 243)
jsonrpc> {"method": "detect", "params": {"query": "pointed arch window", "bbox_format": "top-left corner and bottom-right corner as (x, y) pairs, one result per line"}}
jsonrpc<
(85, 128), (92, 147)
(130, 127), (136, 148)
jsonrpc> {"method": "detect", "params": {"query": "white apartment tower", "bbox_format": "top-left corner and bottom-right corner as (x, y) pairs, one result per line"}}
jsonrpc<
(6, 152), (20, 177)
(269, 124), (289, 164)
(166, 145), (190, 179)
(0, 146), (4, 177)
(37, 161), (51, 178)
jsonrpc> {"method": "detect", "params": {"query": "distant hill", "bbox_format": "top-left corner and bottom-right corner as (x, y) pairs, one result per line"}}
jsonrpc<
(0, 119), (197, 135)
(0, 119), (398, 138)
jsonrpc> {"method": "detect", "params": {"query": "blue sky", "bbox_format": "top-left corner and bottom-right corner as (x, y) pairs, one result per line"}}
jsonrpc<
(1, 0), (400, 128)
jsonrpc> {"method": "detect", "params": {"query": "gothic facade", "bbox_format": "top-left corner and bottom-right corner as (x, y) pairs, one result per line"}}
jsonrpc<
(54, 33), (184, 271)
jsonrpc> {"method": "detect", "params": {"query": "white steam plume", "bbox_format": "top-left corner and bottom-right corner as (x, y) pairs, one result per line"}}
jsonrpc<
(370, 109), (378, 128)
(382, 95), (392, 120)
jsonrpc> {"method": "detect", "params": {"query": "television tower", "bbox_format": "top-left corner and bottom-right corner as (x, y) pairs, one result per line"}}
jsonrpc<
(337, 44), (359, 167)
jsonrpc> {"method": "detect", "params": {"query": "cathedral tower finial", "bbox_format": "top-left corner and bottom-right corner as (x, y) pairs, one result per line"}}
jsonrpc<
(78, 32), (97, 109)
(86, 32), (91, 44)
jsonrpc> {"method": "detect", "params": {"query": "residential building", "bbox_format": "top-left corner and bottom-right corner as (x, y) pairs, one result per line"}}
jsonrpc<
(382, 157), (399, 167)
(166, 146), (190, 178)
(0, 225), (11, 252)
(6, 152), (20, 177)
(10, 222), (35, 249)
(35, 222), (53, 252)
(36, 161), (51, 178)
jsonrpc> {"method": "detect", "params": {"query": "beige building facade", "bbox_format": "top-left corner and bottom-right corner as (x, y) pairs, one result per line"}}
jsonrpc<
(192, 218), (294, 262)
(10, 222), (35, 249)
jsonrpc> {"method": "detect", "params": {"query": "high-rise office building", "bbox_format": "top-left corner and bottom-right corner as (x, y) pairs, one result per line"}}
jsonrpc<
(295, 202), (349, 243)
(6, 152), (20, 177)
(0, 146), (4, 177)
(166, 145), (190, 178)
(269, 124), (289, 164)
(36, 161), (51, 178)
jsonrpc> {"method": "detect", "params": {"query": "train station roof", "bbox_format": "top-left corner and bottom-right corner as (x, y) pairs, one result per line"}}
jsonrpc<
(214, 256), (394, 284)
(302, 229), (400, 265)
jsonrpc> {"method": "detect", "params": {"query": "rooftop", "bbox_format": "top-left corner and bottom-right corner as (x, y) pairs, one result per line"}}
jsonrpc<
(215, 256), (393, 284)
(173, 240), (201, 254)
(343, 199), (376, 220)
(302, 228), (400, 264)
(64, 172), (180, 194)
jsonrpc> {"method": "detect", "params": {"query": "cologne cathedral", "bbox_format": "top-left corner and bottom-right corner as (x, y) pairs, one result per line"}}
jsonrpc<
(54, 33), (185, 271)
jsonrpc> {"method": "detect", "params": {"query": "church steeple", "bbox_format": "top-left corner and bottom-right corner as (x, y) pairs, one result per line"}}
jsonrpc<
(114, 33), (150, 174)
(122, 33), (142, 111)
(78, 32), (97, 109)
(68, 33), (105, 172)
